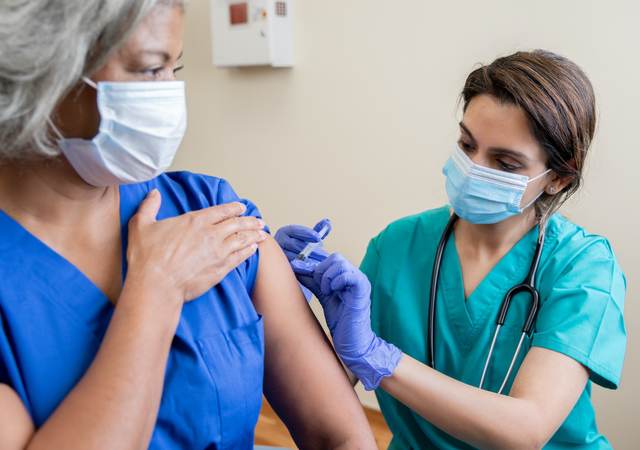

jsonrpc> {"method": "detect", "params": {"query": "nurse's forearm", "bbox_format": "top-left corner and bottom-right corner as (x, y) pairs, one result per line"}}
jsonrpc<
(26, 280), (182, 450)
(380, 352), (583, 450)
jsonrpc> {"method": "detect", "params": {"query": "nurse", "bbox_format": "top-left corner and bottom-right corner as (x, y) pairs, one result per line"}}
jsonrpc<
(277, 50), (627, 449)
(0, 1), (377, 449)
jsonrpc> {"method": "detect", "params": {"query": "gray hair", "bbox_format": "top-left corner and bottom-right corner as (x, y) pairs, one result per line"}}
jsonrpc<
(0, 0), (184, 161)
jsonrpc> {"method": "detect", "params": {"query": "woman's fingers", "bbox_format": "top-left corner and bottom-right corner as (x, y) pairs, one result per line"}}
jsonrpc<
(224, 230), (267, 254)
(193, 201), (247, 225)
(133, 189), (162, 226)
(214, 216), (265, 240)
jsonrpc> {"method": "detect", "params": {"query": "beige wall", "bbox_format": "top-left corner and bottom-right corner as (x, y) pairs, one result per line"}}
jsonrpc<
(175, 1), (639, 447)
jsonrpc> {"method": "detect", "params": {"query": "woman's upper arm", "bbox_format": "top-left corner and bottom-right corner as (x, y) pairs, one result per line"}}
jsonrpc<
(509, 347), (588, 446)
(0, 383), (34, 449)
(251, 236), (376, 448)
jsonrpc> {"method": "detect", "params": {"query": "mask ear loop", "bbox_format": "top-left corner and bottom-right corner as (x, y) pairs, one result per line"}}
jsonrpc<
(520, 168), (552, 212)
(82, 77), (98, 89)
(46, 117), (65, 141)
(529, 168), (552, 183)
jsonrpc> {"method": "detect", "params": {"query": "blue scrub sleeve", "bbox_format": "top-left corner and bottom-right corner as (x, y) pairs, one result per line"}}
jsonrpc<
(532, 239), (627, 389)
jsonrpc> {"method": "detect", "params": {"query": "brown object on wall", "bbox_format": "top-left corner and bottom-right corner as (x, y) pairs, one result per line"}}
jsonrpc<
(230, 2), (248, 25)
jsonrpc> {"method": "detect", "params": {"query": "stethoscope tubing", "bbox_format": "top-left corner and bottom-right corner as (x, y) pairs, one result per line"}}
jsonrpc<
(427, 213), (545, 393)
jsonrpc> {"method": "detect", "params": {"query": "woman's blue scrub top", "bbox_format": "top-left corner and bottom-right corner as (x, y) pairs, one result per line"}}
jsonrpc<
(361, 206), (627, 450)
(0, 172), (265, 450)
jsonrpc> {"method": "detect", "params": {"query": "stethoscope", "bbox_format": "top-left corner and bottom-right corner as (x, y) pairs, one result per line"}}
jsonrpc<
(427, 213), (545, 394)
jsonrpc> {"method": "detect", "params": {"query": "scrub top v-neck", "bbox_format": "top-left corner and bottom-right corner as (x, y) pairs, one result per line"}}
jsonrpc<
(0, 171), (266, 450)
(361, 206), (626, 450)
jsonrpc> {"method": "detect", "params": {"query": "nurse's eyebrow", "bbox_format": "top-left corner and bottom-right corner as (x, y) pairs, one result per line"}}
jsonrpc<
(459, 121), (530, 162)
(458, 122), (476, 143)
(490, 147), (530, 163)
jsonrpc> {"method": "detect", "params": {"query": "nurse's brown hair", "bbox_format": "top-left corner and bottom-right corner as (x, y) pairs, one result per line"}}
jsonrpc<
(461, 49), (596, 223)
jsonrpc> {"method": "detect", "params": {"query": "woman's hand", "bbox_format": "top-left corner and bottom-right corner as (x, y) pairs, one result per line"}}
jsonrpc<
(126, 189), (267, 302)
(305, 253), (403, 390)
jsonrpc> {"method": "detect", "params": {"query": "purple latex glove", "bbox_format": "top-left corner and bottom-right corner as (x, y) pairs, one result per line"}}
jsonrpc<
(311, 253), (403, 390)
(275, 219), (332, 300)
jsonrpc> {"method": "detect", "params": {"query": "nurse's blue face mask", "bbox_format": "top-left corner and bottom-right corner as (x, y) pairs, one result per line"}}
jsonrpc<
(443, 145), (551, 224)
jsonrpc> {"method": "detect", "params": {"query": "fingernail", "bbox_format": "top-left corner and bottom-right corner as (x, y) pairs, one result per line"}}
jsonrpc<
(257, 219), (266, 228)
(259, 231), (268, 240)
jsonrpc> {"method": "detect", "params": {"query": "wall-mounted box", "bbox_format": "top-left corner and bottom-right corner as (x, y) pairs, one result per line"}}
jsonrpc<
(210, 0), (294, 67)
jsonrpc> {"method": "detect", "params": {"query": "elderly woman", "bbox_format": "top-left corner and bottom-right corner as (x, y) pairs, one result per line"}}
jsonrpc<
(0, 1), (377, 449)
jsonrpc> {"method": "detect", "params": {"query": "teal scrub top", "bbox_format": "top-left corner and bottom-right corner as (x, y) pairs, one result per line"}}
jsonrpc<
(361, 206), (626, 450)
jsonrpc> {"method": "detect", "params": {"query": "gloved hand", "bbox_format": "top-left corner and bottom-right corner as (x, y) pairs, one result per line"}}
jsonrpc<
(275, 219), (332, 300)
(311, 253), (403, 390)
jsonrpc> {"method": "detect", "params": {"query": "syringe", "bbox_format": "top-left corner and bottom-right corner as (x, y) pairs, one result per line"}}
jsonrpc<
(296, 224), (330, 261)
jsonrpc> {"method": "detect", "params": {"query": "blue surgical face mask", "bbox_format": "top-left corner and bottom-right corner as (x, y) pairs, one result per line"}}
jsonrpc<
(443, 145), (551, 224)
